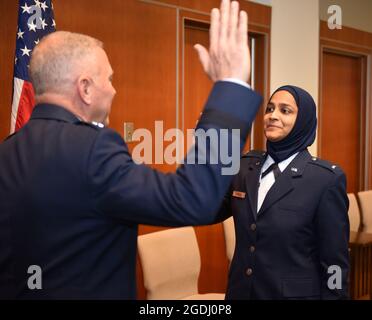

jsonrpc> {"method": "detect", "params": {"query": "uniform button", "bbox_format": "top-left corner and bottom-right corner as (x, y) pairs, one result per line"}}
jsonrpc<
(250, 223), (257, 231)
(246, 268), (253, 276)
(250, 246), (255, 253)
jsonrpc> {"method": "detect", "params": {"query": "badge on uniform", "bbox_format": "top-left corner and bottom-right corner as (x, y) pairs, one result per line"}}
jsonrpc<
(232, 191), (246, 199)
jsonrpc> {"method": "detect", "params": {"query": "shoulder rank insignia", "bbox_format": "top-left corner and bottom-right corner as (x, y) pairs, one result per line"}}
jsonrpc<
(91, 121), (105, 128)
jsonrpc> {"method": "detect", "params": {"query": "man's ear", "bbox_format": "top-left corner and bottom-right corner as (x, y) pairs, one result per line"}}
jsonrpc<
(77, 76), (93, 105)
(104, 116), (110, 126)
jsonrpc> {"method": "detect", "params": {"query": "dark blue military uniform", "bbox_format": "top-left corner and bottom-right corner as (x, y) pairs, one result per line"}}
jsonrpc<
(218, 149), (350, 299)
(0, 82), (261, 299)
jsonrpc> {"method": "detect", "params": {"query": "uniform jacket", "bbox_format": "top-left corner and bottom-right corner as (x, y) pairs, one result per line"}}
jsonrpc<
(218, 149), (350, 300)
(0, 82), (261, 299)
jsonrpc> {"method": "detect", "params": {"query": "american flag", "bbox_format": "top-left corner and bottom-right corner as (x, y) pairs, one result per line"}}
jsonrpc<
(11, 0), (56, 133)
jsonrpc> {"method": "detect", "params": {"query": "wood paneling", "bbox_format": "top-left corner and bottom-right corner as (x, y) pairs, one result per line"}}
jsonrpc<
(0, 0), (17, 140)
(320, 21), (372, 50)
(150, 0), (271, 28)
(54, 0), (178, 173)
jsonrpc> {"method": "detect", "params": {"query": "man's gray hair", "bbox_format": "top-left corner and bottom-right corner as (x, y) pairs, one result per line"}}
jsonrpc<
(29, 31), (103, 96)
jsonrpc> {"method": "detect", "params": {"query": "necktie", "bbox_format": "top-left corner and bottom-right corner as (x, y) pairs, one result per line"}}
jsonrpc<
(261, 163), (281, 180)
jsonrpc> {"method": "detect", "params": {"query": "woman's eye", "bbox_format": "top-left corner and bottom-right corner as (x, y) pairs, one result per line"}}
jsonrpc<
(265, 106), (274, 113)
(282, 108), (291, 114)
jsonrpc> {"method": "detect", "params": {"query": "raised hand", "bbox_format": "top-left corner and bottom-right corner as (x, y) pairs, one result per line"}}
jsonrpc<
(194, 0), (250, 84)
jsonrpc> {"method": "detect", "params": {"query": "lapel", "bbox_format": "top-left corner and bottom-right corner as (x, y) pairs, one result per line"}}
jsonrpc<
(257, 150), (311, 217)
(244, 157), (265, 220)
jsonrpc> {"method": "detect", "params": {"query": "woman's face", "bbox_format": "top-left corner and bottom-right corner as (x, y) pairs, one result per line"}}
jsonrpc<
(264, 90), (298, 142)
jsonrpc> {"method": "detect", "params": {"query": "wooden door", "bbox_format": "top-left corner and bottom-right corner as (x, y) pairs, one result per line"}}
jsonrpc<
(320, 51), (365, 193)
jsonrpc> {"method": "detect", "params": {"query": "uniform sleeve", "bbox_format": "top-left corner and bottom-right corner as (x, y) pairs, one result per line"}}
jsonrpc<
(316, 172), (350, 299)
(214, 189), (233, 223)
(87, 82), (261, 226)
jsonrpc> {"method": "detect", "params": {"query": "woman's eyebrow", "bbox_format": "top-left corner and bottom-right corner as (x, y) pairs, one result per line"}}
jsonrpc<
(278, 103), (294, 109)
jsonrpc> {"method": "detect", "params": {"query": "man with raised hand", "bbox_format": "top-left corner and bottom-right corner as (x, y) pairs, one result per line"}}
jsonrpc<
(0, 0), (261, 299)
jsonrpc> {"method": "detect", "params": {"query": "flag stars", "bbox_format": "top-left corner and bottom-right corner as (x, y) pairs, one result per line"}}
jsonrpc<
(12, 1), (56, 133)
(39, 18), (48, 29)
(21, 3), (32, 14)
(28, 21), (37, 32)
(21, 45), (32, 57)
(17, 28), (24, 39)
(40, 1), (49, 11)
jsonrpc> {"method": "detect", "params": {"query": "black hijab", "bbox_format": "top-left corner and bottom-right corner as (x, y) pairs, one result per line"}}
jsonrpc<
(266, 85), (317, 163)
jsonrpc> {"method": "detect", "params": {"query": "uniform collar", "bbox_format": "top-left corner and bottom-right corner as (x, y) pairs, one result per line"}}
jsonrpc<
(256, 149), (312, 216)
(30, 103), (81, 124)
(284, 149), (312, 177)
(259, 149), (312, 179)
(261, 152), (299, 176)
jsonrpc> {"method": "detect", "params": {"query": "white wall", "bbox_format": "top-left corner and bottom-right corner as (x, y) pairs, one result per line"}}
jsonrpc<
(247, 0), (272, 6)
(270, 0), (320, 155)
(319, 0), (372, 34)
(249, 0), (372, 155)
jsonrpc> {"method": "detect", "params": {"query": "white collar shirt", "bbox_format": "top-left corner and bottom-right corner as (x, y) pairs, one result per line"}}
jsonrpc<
(257, 152), (299, 213)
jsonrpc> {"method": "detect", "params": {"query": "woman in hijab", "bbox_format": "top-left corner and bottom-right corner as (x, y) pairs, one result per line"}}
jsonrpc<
(218, 85), (350, 300)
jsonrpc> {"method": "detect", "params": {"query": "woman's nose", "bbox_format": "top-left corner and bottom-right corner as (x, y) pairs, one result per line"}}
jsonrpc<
(270, 109), (279, 120)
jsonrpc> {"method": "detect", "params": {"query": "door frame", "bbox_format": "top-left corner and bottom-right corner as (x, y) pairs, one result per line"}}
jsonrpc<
(179, 12), (270, 151)
(319, 21), (372, 190)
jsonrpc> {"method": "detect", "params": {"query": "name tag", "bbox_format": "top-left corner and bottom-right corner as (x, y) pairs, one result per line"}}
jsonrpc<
(232, 191), (246, 199)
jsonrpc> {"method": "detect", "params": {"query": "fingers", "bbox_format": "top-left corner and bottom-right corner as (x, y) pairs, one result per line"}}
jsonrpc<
(209, 8), (220, 54)
(219, 0), (230, 46)
(237, 10), (248, 46)
(194, 44), (210, 75)
(204, 0), (250, 82)
(228, 1), (239, 43)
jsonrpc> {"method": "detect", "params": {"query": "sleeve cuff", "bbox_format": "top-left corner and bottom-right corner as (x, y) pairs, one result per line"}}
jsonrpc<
(222, 78), (251, 89)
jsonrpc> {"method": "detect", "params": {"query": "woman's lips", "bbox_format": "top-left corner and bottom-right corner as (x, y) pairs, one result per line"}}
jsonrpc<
(266, 124), (282, 129)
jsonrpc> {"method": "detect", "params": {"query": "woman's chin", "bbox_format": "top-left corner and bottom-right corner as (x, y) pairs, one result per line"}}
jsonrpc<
(265, 134), (283, 142)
